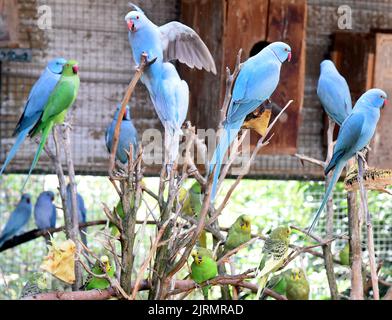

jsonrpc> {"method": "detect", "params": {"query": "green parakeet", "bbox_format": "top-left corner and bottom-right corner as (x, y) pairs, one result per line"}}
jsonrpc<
(223, 215), (252, 254)
(256, 226), (291, 299)
(285, 268), (310, 300)
(191, 249), (218, 300)
(339, 243), (350, 266)
(84, 256), (115, 291)
(177, 182), (207, 248)
(21, 60), (80, 191)
(266, 270), (290, 297)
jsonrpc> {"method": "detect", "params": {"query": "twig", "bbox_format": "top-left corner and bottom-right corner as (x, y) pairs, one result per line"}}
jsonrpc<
(217, 237), (258, 265)
(358, 156), (379, 300)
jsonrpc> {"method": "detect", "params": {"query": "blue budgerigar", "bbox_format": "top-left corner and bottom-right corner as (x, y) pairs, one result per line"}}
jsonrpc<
(66, 184), (88, 246)
(105, 104), (139, 163)
(0, 58), (66, 176)
(309, 88), (388, 233)
(125, 4), (215, 168)
(209, 42), (292, 200)
(0, 194), (32, 247)
(34, 191), (57, 230)
(317, 60), (352, 126)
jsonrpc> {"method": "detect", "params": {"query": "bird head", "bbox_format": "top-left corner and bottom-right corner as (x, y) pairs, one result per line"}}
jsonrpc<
(45, 191), (55, 202)
(63, 60), (79, 75)
(191, 250), (203, 265)
(21, 194), (31, 205)
(125, 10), (148, 33)
(360, 88), (388, 109)
(290, 268), (305, 281)
(190, 181), (202, 194)
(239, 215), (251, 233)
(100, 255), (112, 272)
(320, 59), (336, 72)
(270, 226), (291, 240)
(268, 42), (292, 63)
(48, 58), (67, 74)
(115, 104), (131, 121)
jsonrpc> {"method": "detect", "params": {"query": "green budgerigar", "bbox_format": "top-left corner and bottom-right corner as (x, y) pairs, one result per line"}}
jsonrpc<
(223, 215), (252, 254)
(177, 182), (207, 248)
(22, 60), (80, 190)
(285, 268), (310, 300)
(84, 256), (115, 291)
(256, 226), (292, 299)
(339, 242), (350, 266)
(190, 249), (218, 300)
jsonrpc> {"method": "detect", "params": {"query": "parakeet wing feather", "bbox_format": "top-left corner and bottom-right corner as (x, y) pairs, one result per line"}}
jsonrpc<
(159, 21), (217, 74)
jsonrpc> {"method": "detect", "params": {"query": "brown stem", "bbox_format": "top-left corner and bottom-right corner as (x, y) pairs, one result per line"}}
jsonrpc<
(358, 157), (379, 300)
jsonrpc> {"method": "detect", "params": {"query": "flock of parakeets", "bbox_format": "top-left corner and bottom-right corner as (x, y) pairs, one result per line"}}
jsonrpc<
(0, 3), (389, 299)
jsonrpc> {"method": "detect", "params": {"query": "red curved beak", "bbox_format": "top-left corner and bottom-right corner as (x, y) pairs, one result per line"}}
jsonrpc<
(72, 65), (79, 74)
(288, 52), (292, 62)
(384, 99), (388, 108)
(127, 20), (135, 32)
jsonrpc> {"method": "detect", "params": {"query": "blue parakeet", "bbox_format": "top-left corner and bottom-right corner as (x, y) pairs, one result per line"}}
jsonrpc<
(125, 5), (215, 168)
(0, 194), (32, 247)
(317, 60), (352, 126)
(105, 104), (139, 163)
(34, 191), (56, 244)
(0, 58), (66, 176)
(309, 88), (388, 233)
(209, 42), (292, 200)
(34, 191), (57, 230)
(66, 184), (88, 246)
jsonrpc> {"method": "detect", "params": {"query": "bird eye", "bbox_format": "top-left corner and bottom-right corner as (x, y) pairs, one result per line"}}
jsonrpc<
(136, 16), (139, 20)
(284, 48), (288, 51)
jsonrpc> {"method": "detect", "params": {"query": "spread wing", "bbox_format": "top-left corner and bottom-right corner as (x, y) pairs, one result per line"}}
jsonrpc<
(159, 21), (217, 74)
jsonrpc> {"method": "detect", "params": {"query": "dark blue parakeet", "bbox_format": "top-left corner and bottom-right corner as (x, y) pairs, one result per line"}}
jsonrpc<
(66, 184), (88, 246)
(105, 104), (139, 163)
(0, 194), (32, 247)
(34, 191), (56, 229)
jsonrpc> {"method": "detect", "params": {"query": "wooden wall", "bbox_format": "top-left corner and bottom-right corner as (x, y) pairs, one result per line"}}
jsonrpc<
(1, 0), (392, 179)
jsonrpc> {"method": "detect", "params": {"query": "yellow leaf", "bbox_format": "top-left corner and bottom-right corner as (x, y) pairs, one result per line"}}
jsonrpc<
(242, 109), (272, 137)
(40, 239), (76, 284)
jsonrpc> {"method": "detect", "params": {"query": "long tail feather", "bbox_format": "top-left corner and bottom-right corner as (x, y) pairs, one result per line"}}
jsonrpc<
(209, 122), (242, 201)
(21, 122), (54, 192)
(255, 275), (268, 300)
(165, 128), (181, 168)
(0, 128), (30, 176)
(308, 160), (346, 234)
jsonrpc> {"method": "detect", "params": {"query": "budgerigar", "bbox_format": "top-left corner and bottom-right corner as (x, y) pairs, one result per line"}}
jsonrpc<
(317, 60), (352, 126)
(105, 104), (139, 163)
(177, 182), (207, 247)
(34, 191), (56, 244)
(191, 249), (218, 300)
(209, 42), (292, 200)
(83, 256), (115, 291)
(125, 5), (214, 169)
(0, 194), (32, 247)
(20, 272), (49, 298)
(21, 60), (80, 191)
(256, 226), (291, 299)
(309, 89), (388, 233)
(0, 58), (66, 176)
(339, 242), (350, 266)
(223, 215), (252, 254)
(66, 184), (88, 246)
(285, 268), (310, 300)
